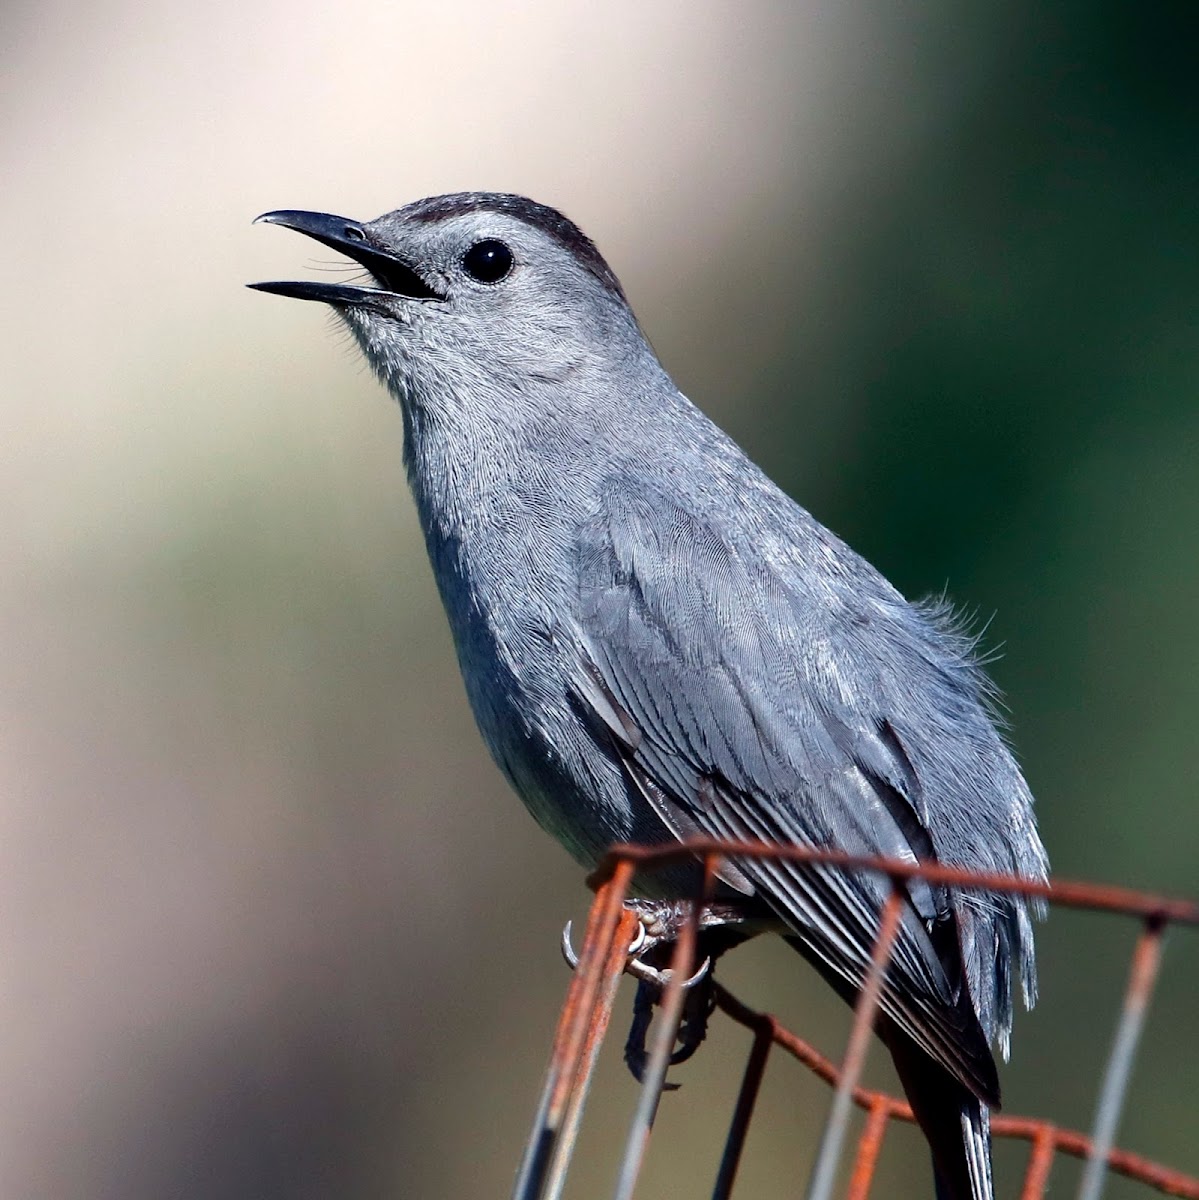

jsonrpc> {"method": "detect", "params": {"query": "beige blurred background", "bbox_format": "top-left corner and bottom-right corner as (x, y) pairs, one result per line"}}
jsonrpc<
(2, 2), (1196, 1197)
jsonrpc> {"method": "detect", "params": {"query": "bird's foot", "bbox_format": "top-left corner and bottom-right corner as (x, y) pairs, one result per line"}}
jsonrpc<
(560, 899), (765, 1087)
(558, 906), (712, 990)
(622, 962), (718, 1084)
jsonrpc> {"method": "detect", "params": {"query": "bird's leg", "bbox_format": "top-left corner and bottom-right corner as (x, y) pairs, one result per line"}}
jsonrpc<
(619, 922), (726, 1082)
(623, 974), (666, 1084)
(671, 967), (718, 1066)
(618, 900), (750, 1083)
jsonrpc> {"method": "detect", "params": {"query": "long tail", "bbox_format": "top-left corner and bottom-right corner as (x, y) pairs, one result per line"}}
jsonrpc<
(887, 1030), (994, 1200)
(781, 934), (997, 1198)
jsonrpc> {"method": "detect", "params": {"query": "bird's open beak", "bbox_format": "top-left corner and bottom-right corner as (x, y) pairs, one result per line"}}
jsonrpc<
(248, 210), (444, 304)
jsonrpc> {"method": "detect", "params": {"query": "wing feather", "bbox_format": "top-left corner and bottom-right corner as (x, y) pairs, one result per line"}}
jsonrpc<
(570, 480), (1007, 1102)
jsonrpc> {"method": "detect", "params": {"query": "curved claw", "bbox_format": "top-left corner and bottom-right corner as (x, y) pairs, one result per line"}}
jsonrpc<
(561, 920), (579, 969)
(625, 953), (711, 991)
(626, 920), (648, 958)
(559, 916), (653, 972)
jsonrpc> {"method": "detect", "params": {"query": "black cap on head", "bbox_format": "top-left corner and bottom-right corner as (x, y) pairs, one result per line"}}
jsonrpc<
(403, 192), (627, 303)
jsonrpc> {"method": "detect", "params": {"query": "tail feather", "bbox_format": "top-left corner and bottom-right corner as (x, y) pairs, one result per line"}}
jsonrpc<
(889, 1028), (994, 1200)
(955, 1099), (993, 1200)
(782, 933), (998, 1198)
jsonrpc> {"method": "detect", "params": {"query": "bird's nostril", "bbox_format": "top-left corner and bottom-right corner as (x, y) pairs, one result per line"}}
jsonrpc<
(344, 225), (365, 242)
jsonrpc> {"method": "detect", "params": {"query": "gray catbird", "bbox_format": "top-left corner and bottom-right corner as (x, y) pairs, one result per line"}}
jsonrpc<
(250, 193), (1048, 1200)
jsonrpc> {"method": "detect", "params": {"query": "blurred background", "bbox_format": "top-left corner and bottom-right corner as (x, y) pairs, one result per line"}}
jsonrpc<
(2, 1), (1196, 1197)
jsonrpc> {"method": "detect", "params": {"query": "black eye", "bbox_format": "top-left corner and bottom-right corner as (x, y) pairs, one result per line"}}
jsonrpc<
(462, 239), (513, 284)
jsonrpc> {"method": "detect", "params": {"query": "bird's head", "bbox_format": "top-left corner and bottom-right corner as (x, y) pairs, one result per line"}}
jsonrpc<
(251, 193), (655, 421)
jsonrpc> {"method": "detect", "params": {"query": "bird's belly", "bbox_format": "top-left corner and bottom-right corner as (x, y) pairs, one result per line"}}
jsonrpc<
(461, 654), (718, 898)
(432, 550), (729, 898)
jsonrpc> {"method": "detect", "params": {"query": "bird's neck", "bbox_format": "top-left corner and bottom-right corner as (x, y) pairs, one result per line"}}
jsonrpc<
(399, 389), (601, 583)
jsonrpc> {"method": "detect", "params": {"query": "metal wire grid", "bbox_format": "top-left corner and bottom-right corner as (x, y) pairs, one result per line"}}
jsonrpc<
(511, 838), (1199, 1200)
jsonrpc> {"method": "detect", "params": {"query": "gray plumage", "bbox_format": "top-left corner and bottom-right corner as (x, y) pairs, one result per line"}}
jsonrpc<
(250, 193), (1049, 1200)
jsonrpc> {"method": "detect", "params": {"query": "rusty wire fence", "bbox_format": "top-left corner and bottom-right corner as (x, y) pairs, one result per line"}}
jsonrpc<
(511, 838), (1199, 1200)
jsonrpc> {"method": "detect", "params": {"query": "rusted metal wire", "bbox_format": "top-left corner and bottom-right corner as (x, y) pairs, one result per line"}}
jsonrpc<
(1077, 916), (1168, 1200)
(613, 853), (717, 1200)
(711, 986), (1199, 1200)
(1020, 1124), (1058, 1200)
(847, 1095), (893, 1200)
(807, 885), (904, 1200)
(513, 839), (1199, 1200)
(712, 1016), (775, 1200)
(588, 839), (1199, 925)
(512, 863), (638, 1200)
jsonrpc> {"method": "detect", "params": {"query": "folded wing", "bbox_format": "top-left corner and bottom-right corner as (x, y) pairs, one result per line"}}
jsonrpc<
(568, 478), (1015, 1103)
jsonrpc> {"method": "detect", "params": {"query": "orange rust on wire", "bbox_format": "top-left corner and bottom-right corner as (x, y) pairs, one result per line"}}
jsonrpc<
(995, 1118), (1199, 1200)
(546, 859), (636, 1123)
(552, 906), (640, 1164)
(847, 1094), (894, 1200)
(588, 838), (1199, 925)
(836, 887), (905, 1092)
(1129, 915), (1169, 1005)
(712, 982), (1199, 1199)
(714, 982), (861, 1097)
(613, 853), (718, 1200)
(529, 842), (1198, 1199)
(575, 906), (641, 1076)
(1019, 1124), (1057, 1200)
(1079, 915), (1169, 1200)
(807, 885), (905, 1200)
(513, 866), (638, 1200)
(513, 866), (639, 1200)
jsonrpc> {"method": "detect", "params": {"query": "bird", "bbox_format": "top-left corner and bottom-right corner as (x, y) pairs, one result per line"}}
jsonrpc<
(250, 192), (1048, 1200)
